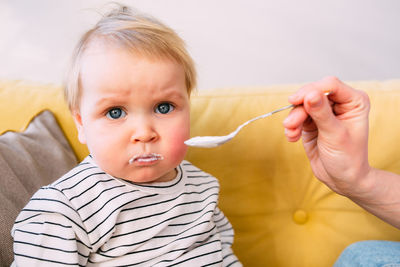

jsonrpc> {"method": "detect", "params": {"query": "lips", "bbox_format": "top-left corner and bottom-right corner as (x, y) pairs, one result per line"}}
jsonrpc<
(128, 153), (164, 165)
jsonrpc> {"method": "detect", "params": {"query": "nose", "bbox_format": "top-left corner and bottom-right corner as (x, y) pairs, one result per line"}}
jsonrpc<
(130, 119), (158, 144)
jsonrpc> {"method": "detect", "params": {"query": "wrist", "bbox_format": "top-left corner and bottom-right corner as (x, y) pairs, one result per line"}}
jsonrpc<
(345, 166), (381, 204)
(344, 167), (400, 228)
(338, 163), (374, 200)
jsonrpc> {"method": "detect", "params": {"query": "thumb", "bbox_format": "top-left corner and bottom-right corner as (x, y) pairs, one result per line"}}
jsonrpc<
(303, 90), (339, 134)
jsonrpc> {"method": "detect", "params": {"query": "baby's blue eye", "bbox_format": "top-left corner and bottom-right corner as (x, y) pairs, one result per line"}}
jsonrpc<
(156, 103), (174, 114)
(106, 108), (126, 119)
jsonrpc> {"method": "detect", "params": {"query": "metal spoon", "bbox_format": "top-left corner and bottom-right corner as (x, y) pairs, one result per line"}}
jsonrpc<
(185, 92), (329, 148)
(184, 104), (293, 148)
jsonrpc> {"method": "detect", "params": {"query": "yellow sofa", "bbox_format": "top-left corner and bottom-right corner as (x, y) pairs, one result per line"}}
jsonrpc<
(1, 79), (400, 266)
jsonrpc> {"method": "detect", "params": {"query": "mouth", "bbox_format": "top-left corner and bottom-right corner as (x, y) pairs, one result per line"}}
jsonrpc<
(129, 153), (164, 165)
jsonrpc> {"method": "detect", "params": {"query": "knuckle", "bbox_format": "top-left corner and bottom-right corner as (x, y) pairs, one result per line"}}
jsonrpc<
(356, 90), (371, 110)
(322, 75), (341, 84)
(360, 90), (370, 103)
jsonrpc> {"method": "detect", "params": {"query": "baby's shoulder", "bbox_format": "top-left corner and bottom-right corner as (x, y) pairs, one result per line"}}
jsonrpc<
(22, 156), (110, 216)
(180, 160), (218, 181)
(180, 160), (205, 173)
(36, 156), (108, 200)
(48, 156), (101, 185)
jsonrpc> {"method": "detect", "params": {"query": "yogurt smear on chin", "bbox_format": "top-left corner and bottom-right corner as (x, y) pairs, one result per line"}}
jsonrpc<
(129, 153), (164, 164)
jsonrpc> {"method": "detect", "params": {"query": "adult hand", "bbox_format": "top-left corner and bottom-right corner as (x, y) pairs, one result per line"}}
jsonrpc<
(283, 76), (400, 229)
(283, 76), (371, 197)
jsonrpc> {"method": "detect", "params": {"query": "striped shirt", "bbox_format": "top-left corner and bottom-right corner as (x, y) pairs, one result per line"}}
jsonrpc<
(12, 156), (241, 266)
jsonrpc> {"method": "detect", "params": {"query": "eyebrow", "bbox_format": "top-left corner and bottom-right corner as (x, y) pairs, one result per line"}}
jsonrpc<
(160, 89), (187, 100)
(94, 93), (129, 109)
(94, 87), (187, 106)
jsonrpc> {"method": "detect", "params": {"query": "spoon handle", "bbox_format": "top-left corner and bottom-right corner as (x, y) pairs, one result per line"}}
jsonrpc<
(232, 104), (294, 135)
(233, 91), (331, 136)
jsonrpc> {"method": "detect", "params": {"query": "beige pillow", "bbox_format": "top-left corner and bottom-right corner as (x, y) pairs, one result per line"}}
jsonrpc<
(0, 110), (77, 265)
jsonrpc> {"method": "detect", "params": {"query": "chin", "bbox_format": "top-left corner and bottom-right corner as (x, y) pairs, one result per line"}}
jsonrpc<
(122, 169), (171, 184)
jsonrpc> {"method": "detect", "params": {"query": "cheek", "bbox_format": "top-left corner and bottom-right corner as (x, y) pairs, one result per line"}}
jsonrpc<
(169, 134), (188, 157)
(83, 123), (121, 159)
(164, 121), (190, 160)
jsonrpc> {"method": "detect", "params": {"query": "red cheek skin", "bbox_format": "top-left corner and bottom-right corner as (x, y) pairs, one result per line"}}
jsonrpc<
(168, 133), (188, 162)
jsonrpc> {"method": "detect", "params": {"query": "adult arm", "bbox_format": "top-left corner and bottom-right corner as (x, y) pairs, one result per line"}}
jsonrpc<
(283, 76), (400, 229)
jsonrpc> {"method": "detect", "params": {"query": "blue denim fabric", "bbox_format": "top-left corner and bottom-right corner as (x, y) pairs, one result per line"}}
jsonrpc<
(334, 241), (400, 267)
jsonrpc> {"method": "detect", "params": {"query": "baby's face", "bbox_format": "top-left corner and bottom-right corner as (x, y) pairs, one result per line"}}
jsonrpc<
(74, 42), (190, 183)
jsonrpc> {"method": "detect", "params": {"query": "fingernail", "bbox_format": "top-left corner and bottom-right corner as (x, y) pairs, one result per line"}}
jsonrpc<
(309, 94), (322, 107)
(283, 116), (290, 125)
(284, 128), (289, 135)
(288, 94), (298, 102)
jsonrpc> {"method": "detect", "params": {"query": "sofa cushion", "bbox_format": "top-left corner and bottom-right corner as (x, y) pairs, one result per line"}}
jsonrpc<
(0, 80), (89, 161)
(0, 110), (77, 265)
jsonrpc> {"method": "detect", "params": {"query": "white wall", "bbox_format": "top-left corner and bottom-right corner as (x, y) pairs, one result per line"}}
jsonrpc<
(1, 0), (399, 90)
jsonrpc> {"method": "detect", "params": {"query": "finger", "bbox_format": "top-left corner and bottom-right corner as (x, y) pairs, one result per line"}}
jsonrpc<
(283, 105), (308, 129)
(285, 127), (302, 142)
(302, 115), (317, 132)
(283, 105), (308, 142)
(301, 116), (318, 143)
(319, 76), (358, 106)
(288, 76), (356, 107)
(303, 89), (341, 136)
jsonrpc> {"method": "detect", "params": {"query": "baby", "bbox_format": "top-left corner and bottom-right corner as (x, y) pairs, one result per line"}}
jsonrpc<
(11, 5), (241, 267)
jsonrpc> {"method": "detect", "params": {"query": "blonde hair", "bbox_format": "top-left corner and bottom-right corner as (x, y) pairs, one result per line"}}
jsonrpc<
(65, 5), (196, 112)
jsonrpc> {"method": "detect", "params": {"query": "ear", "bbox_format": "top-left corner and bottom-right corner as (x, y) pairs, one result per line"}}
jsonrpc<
(72, 111), (87, 144)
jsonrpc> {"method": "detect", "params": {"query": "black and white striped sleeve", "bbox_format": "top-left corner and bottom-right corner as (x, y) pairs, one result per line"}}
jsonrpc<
(213, 207), (242, 266)
(12, 187), (92, 266)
